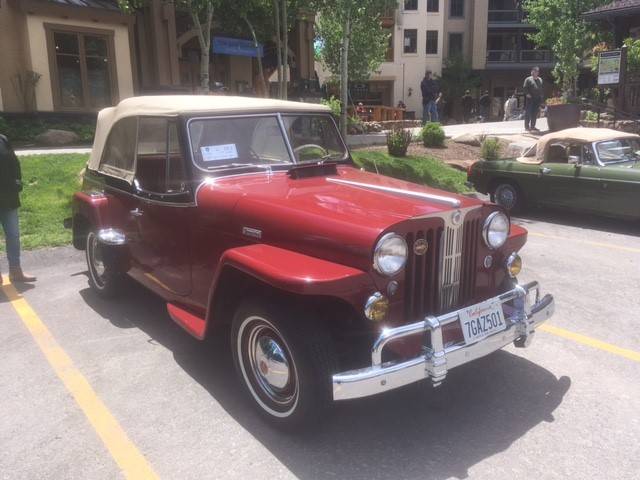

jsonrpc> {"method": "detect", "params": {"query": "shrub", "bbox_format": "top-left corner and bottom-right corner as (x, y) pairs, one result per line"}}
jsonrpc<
(321, 95), (342, 118)
(584, 110), (598, 122)
(347, 115), (365, 135)
(480, 137), (502, 160)
(421, 122), (445, 147)
(386, 127), (413, 157)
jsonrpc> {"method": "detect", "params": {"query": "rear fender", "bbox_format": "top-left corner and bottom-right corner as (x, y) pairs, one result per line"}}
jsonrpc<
(204, 244), (375, 336)
(71, 192), (110, 249)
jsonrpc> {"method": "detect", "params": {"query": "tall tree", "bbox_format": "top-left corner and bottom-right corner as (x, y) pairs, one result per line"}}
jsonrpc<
(119, 0), (219, 92)
(524, 0), (610, 95)
(316, 0), (394, 137)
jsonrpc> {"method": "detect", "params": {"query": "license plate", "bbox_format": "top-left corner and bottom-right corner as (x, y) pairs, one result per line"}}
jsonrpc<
(459, 300), (507, 345)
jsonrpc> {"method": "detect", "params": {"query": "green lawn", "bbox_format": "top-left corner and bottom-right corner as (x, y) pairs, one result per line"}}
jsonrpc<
(0, 154), (88, 252)
(351, 150), (471, 194)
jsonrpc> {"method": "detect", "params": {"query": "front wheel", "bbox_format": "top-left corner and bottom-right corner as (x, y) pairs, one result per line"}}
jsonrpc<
(491, 182), (522, 212)
(231, 299), (337, 430)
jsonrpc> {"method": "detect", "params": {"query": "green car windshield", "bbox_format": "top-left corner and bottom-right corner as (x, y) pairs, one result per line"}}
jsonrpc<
(596, 139), (640, 164)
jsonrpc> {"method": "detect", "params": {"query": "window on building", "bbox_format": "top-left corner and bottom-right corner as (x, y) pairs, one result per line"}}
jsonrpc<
(46, 24), (117, 111)
(99, 117), (138, 177)
(427, 0), (439, 12)
(403, 29), (418, 54)
(450, 0), (464, 17)
(426, 30), (439, 54)
(384, 27), (394, 62)
(449, 33), (464, 58)
(404, 0), (418, 10)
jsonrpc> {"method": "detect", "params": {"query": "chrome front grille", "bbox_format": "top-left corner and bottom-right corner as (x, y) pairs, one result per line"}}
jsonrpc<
(438, 222), (465, 312)
(404, 209), (481, 321)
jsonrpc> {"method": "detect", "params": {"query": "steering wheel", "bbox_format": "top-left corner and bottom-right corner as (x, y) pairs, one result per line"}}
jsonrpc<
(293, 143), (330, 159)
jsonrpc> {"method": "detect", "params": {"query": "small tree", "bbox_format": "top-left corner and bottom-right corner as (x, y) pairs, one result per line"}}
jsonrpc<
(119, 0), (219, 92)
(437, 55), (480, 119)
(524, 0), (610, 96)
(316, 0), (395, 137)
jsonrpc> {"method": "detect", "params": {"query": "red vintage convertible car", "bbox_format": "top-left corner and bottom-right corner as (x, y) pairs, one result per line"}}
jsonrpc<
(70, 96), (555, 429)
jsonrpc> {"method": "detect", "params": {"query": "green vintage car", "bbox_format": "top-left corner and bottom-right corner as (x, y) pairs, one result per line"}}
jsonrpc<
(467, 128), (640, 220)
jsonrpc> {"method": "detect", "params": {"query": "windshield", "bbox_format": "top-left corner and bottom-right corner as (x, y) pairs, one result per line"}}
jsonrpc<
(189, 114), (346, 171)
(595, 138), (640, 164)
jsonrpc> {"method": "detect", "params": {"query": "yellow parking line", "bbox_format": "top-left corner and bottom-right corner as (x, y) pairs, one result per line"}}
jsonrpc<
(539, 324), (640, 363)
(1, 281), (158, 480)
(528, 232), (640, 254)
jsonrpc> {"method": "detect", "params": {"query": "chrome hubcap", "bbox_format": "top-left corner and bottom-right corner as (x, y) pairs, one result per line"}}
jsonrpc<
(497, 187), (516, 210)
(253, 336), (290, 390)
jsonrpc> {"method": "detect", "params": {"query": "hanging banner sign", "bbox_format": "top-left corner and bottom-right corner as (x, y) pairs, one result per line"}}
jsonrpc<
(598, 50), (622, 85)
(212, 37), (263, 58)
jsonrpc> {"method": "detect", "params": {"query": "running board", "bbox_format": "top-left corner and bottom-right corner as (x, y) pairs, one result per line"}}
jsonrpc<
(167, 303), (206, 339)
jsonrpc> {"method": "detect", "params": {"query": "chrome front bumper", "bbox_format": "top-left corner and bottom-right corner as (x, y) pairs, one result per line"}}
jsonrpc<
(332, 281), (554, 401)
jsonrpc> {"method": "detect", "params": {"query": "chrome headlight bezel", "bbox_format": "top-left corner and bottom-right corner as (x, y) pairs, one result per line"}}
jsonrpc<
(373, 232), (408, 276)
(482, 211), (510, 250)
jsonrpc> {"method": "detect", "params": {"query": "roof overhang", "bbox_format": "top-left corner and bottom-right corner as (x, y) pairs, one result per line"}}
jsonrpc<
(19, 0), (134, 26)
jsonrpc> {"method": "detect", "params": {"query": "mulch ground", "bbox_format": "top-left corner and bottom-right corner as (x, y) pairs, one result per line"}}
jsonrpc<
(353, 140), (482, 171)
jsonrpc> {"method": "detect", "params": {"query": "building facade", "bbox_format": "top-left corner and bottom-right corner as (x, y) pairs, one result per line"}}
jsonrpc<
(0, 0), (317, 114)
(347, 0), (554, 120)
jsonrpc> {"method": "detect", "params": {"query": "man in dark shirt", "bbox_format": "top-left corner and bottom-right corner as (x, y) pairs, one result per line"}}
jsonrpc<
(0, 134), (36, 284)
(523, 66), (544, 131)
(420, 70), (440, 124)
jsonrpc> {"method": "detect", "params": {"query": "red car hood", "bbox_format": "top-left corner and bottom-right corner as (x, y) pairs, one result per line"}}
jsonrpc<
(196, 165), (482, 270)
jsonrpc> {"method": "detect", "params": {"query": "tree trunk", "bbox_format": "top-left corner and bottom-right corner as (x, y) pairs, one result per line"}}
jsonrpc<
(200, 51), (210, 91)
(273, 0), (283, 98)
(282, 0), (288, 100)
(340, 12), (351, 139)
(243, 16), (267, 97)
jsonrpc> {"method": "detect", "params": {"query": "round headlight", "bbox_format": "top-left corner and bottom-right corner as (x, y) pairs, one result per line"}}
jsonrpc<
(483, 211), (510, 249)
(373, 233), (408, 276)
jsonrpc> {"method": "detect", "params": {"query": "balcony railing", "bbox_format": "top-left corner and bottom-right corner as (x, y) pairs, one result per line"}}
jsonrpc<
(487, 49), (554, 64)
(488, 9), (525, 23)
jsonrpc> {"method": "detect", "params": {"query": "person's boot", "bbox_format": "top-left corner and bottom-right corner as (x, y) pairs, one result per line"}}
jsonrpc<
(9, 266), (36, 283)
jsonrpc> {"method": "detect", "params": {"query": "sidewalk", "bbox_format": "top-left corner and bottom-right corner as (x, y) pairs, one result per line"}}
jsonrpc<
(15, 147), (92, 157)
(443, 118), (548, 137)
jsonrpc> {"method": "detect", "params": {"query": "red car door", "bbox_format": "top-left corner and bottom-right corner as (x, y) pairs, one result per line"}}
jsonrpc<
(127, 118), (193, 297)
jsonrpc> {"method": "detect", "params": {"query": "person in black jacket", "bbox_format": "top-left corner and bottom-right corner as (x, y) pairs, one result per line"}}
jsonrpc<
(0, 134), (36, 284)
(420, 70), (440, 124)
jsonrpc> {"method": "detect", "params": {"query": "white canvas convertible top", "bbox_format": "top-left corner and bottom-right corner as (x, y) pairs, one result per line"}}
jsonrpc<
(88, 95), (331, 174)
(527, 127), (640, 163)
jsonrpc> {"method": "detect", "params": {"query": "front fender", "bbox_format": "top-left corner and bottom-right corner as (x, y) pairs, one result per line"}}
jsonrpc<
(214, 244), (373, 299)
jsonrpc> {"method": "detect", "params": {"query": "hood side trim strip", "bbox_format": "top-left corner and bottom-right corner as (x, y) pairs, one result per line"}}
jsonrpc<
(327, 178), (461, 208)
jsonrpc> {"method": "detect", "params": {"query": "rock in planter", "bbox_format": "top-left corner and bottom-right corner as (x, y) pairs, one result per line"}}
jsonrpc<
(35, 129), (80, 146)
(452, 133), (482, 147)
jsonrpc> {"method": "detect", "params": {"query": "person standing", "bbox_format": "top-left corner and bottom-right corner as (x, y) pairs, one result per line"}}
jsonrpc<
(479, 90), (491, 122)
(461, 90), (474, 123)
(420, 70), (439, 124)
(523, 66), (544, 131)
(503, 92), (518, 121)
(435, 92), (446, 123)
(0, 134), (36, 284)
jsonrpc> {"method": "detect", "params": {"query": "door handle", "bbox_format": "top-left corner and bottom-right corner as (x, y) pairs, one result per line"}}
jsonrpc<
(130, 208), (144, 217)
(540, 167), (551, 174)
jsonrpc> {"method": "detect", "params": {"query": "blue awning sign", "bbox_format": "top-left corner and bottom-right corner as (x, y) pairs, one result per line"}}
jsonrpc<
(212, 37), (263, 58)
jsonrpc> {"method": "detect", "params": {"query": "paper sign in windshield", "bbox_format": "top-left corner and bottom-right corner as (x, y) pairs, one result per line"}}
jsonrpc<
(201, 144), (238, 162)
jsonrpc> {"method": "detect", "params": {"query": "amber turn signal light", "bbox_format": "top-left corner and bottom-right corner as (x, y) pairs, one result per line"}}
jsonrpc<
(364, 292), (390, 322)
(506, 252), (522, 278)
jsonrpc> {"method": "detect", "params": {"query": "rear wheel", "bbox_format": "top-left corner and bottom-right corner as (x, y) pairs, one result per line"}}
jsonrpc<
(85, 231), (125, 298)
(491, 182), (522, 212)
(231, 299), (337, 430)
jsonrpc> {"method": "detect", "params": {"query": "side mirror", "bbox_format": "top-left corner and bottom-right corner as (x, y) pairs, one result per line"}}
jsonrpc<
(568, 155), (580, 166)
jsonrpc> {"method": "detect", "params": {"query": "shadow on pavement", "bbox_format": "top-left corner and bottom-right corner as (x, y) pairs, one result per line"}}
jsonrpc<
(80, 282), (571, 480)
(514, 207), (640, 237)
(0, 281), (35, 303)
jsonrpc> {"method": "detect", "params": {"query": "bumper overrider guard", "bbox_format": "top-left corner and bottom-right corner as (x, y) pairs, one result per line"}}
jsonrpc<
(332, 281), (554, 401)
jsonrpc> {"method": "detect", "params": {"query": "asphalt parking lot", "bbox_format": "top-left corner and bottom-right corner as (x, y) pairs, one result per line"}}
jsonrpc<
(1, 208), (639, 480)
